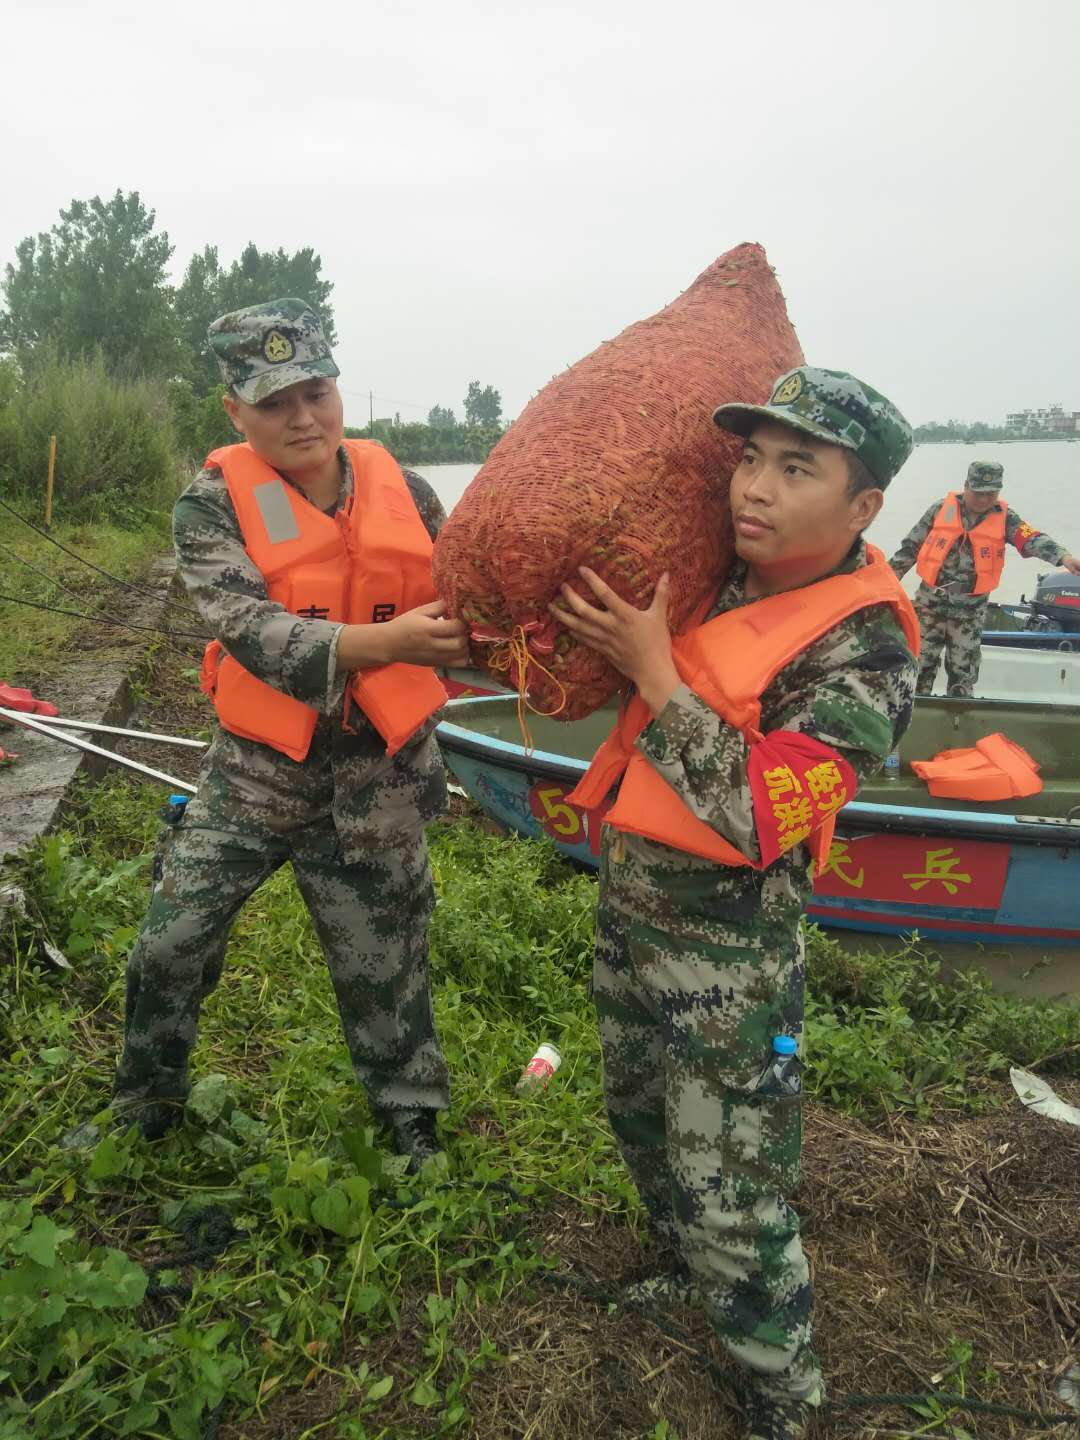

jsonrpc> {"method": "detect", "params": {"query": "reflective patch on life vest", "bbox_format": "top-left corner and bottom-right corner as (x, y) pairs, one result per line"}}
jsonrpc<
(254, 479), (300, 544)
(748, 731), (858, 866)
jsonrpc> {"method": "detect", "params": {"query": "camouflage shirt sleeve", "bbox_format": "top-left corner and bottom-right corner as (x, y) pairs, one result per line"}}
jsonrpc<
(401, 468), (448, 542)
(889, 501), (940, 577)
(1004, 507), (1068, 564)
(636, 603), (917, 863)
(173, 465), (345, 711)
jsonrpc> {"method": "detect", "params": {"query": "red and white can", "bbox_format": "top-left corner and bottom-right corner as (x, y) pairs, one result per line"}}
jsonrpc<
(517, 1042), (562, 1090)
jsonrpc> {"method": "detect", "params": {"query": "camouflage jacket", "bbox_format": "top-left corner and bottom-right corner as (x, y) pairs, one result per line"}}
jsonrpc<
(176, 445), (449, 860)
(620, 539), (918, 915)
(889, 494), (1068, 612)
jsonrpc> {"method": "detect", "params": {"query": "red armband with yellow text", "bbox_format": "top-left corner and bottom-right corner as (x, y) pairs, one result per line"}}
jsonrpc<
(747, 731), (858, 866)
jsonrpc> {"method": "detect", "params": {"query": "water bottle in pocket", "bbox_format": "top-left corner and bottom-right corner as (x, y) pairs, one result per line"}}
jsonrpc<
(755, 1034), (802, 1098)
(151, 794), (189, 887)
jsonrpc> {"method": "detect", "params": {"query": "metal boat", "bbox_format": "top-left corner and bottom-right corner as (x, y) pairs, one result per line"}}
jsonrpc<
(437, 693), (1080, 947)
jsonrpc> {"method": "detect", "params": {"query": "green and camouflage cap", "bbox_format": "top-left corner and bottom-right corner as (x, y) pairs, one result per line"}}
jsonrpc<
(713, 366), (913, 487)
(208, 298), (339, 404)
(966, 460), (1004, 491)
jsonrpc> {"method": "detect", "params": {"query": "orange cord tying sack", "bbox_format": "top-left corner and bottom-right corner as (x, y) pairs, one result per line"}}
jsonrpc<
(471, 621), (568, 752)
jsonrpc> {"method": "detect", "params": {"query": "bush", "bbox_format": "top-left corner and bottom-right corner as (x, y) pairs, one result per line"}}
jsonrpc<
(804, 923), (1080, 1113)
(0, 354), (177, 525)
(168, 379), (236, 465)
(428, 819), (596, 1013)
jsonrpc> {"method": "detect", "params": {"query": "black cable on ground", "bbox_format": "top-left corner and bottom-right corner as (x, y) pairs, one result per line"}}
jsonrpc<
(380, 1177), (524, 1212)
(140, 1206), (240, 1436)
(0, 493), (204, 619)
(203, 1400), (226, 1440)
(143, 1205), (239, 1300)
(0, 590), (208, 642)
(0, 538), (157, 617)
(833, 1391), (1079, 1425)
(0, 543), (209, 663)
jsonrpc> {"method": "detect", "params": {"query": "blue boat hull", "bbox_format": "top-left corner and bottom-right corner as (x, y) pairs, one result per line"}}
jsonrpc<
(437, 697), (1080, 949)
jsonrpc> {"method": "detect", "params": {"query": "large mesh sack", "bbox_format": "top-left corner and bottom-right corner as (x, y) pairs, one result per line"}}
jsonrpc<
(433, 242), (803, 720)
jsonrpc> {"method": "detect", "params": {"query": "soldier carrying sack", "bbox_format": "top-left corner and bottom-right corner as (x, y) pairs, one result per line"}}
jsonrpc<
(553, 367), (920, 1440)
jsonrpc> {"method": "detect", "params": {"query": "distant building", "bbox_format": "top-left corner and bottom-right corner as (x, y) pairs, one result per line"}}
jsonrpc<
(1005, 404), (1079, 437)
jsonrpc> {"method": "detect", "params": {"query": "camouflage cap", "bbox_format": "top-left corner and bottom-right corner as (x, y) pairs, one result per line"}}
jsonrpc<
(713, 366), (913, 487)
(966, 460), (1004, 491)
(208, 298), (339, 404)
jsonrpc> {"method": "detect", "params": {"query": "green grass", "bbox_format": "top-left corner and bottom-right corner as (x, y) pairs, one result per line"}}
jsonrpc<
(0, 507), (174, 685)
(0, 776), (1077, 1438)
(804, 924), (1080, 1114)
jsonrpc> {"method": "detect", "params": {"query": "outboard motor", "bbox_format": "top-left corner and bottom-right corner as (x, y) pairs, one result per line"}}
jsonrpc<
(1022, 571), (1080, 636)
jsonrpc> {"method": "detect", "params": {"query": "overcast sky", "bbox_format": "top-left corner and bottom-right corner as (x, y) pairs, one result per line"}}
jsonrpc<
(2, 0), (1076, 430)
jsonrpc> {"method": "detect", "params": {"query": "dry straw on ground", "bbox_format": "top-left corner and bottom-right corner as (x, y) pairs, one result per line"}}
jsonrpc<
(225, 1083), (1080, 1439)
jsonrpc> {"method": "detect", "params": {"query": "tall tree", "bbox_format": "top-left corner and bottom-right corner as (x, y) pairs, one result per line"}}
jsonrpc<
(0, 190), (178, 378)
(464, 381), (502, 427)
(427, 404), (457, 429)
(175, 242), (336, 394)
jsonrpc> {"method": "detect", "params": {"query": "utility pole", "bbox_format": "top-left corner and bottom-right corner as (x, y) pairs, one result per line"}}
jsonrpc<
(369, 390), (373, 430)
(45, 435), (57, 527)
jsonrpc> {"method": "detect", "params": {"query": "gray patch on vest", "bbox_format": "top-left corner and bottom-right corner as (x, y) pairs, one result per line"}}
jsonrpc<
(254, 480), (300, 544)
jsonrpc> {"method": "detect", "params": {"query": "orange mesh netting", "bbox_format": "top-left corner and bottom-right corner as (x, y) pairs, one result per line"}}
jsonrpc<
(432, 242), (804, 720)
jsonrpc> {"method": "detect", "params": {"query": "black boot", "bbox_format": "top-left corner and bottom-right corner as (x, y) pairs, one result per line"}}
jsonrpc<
(60, 1094), (183, 1150)
(375, 1109), (443, 1173)
(124, 1096), (184, 1141)
(742, 1380), (824, 1440)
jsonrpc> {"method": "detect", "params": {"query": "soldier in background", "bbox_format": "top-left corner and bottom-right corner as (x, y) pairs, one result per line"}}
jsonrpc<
(554, 369), (920, 1440)
(102, 299), (468, 1169)
(889, 460), (1080, 696)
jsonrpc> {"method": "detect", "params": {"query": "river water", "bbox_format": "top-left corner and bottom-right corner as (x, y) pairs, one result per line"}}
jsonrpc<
(416, 441), (1080, 606)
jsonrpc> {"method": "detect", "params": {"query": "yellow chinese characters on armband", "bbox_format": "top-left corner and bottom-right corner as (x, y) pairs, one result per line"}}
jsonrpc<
(804, 759), (849, 818)
(762, 764), (802, 801)
(749, 734), (859, 866)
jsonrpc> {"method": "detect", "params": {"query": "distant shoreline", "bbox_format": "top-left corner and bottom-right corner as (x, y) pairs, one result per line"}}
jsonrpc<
(916, 436), (1079, 446)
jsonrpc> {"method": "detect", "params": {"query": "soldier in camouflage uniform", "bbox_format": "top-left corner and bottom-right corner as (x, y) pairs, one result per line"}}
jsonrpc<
(554, 369), (919, 1440)
(890, 460), (1080, 696)
(108, 300), (469, 1167)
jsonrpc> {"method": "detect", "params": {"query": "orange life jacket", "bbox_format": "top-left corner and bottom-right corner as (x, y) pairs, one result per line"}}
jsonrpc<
(915, 492), (1006, 595)
(199, 439), (447, 762)
(567, 545), (920, 866)
(910, 732), (1042, 801)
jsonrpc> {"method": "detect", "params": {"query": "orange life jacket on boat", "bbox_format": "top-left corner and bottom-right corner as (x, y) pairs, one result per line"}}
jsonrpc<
(567, 545), (920, 866)
(915, 493), (1006, 595)
(910, 733), (1042, 802)
(199, 439), (447, 762)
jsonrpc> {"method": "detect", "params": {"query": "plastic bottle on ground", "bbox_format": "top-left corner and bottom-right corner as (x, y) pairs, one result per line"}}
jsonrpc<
(516, 1043), (562, 1091)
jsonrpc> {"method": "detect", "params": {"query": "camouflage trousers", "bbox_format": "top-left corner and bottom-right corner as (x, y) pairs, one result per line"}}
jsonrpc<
(114, 816), (450, 1116)
(594, 834), (819, 1397)
(914, 599), (986, 697)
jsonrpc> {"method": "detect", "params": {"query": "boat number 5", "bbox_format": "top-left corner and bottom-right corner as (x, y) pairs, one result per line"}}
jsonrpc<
(529, 783), (585, 842)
